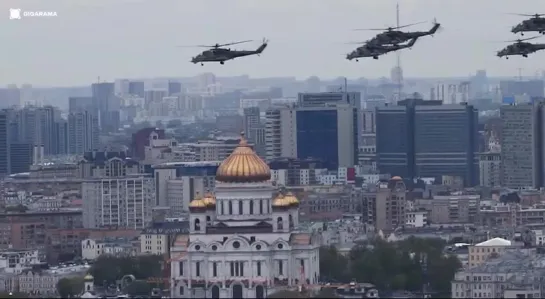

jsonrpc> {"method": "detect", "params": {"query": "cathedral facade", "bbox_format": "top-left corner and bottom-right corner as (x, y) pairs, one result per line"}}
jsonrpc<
(169, 134), (320, 298)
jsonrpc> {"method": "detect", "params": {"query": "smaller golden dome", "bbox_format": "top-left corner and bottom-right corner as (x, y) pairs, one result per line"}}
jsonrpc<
(272, 194), (291, 208)
(391, 176), (402, 180)
(84, 274), (94, 281)
(189, 193), (206, 210)
(202, 192), (216, 208)
(284, 192), (299, 206)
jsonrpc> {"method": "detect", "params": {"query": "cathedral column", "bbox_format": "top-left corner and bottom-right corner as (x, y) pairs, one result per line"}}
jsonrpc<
(188, 256), (192, 291)
(287, 258), (292, 285)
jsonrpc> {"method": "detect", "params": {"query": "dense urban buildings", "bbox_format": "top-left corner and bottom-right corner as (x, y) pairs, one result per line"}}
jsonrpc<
(2, 69), (545, 298)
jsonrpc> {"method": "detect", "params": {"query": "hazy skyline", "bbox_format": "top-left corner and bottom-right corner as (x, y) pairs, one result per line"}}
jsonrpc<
(2, 0), (545, 86)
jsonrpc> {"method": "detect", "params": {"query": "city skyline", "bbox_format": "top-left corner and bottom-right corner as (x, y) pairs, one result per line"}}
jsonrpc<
(2, 0), (545, 86)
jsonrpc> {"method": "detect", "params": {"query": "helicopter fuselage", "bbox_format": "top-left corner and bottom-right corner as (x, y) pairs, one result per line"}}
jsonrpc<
(497, 42), (545, 57)
(191, 43), (268, 64)
(512, 19), (545, 35)
(347, 38), (418, 60)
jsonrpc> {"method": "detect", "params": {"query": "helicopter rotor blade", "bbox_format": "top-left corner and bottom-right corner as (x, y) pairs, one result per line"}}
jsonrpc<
(216, 40), (253, 47)
(353, 21), (426, 31)
(502, 36), (543, 43)
(508, 13), (545, 17)
(176, 45), (217, 48)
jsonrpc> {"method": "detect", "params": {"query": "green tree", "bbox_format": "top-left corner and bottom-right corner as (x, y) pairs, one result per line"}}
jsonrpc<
(89, 255), (163, 285)
(126, 280), (151, 296)
(319, 246), (348, 282)
(56, 277), (84, 298)
(319, 237), (462, 294)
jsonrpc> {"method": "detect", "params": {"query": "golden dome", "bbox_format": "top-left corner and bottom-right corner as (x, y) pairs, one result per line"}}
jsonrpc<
(189, 193), (206, 210)
(215, 132), (271, 183)
(202, 192), (216, 208)
(284, 191), (299, 206)
(272, 194), (291, 208)
(84, 274), (94, 281)
(391, 176), (402, 180)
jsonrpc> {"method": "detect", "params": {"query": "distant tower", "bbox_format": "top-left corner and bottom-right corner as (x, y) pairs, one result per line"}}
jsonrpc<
(391, 3), (404, 101)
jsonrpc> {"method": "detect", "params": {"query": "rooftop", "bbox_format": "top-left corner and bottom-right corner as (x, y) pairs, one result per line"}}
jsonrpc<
(475, 237), (512, 247)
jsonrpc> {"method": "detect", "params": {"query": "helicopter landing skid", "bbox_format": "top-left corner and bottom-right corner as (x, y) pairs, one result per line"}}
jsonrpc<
(220, 61), (225, 65)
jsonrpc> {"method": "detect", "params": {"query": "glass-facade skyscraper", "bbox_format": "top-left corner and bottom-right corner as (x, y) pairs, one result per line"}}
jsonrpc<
(376, 99), (479, 186)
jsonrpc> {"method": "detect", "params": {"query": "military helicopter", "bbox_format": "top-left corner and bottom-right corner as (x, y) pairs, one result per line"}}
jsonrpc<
(187, 39), (268, 65)
(346, 37), (419, 61)
(496, 36), (545, 59)
(354, 20), (440, 45)
(510, 13), (545, 35)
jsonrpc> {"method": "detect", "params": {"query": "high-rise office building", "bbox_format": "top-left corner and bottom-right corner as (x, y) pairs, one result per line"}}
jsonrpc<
(500, 103), (545, 189)
(67, 111), (100, 154)
(69, 97), (94, 113)
(376, 99), (479, 186)
(92, 82), (119, 132)
(265, 104), (358, 168)
(0, 111), (9, 175)
(0, 87), (21, 109)
(243, 107), (260, 140)
(55, 120), (68, 155)
(168, 81), (182, 96)
(128, 81), (145, 97)
(8, 106), (61, 156)
(9, 143), (33, 174)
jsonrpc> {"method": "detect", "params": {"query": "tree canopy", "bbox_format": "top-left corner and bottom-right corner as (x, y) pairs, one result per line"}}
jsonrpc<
(319, 237), (461, 296)
(126, 280), (152, 296)
(89, 255), (163, 286)
(56, 277), (84, 298)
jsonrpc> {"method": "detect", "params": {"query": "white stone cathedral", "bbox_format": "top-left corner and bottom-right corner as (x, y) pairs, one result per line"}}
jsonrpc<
(169, 134), (320, 298)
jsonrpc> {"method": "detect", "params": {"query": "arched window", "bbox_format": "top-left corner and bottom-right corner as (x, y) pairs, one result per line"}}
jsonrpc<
(259, 200), (263, 214)
(228, 201), (233, 214)
(289, 214), (294, 228)
(250, 201), (254, 214)
(238, 201), (243, 215)
(194, 218), (200, 231)
(206, 216), (211, 224)
(277, 217), (283, 230)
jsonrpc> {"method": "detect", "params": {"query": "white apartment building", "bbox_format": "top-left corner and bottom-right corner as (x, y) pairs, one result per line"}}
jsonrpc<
(0, 249), (40, 274)
(19, 264), (90, 296)
(406, 210), (427, 228)
(81, 238), (138, 260)
(82, 176), (155, 229)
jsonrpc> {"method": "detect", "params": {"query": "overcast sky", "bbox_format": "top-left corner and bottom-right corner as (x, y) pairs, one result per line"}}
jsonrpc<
(2, 0), (545, 86)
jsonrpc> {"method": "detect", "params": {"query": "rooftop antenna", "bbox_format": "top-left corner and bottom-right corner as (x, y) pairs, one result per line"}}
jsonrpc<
(517, 68), (523, 81)
(395, 3), (403, 101)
